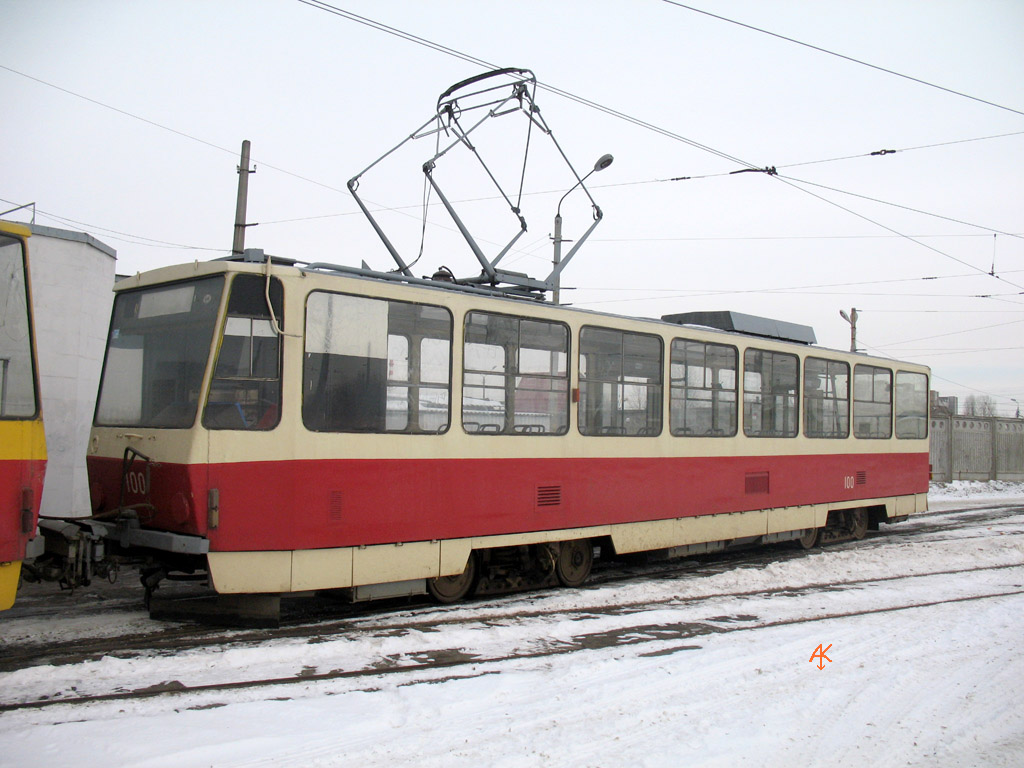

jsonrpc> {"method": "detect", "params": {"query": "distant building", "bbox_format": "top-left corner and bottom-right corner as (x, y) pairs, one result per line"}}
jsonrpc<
(930, 391), (958, 417)
(27, 224), (116, 517)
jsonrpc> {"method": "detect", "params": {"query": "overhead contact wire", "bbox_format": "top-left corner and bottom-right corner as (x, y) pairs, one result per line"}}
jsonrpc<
(777, 174), (1023, 240)
(661, 1), (1024, 117)
(293, 1), (1024, 299)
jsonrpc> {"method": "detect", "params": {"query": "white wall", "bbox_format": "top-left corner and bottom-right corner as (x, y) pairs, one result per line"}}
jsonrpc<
(28, 226), (115, 517)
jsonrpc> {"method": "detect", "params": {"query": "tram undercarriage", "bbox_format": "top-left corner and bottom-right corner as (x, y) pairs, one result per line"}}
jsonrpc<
(25, 493), (922, 626)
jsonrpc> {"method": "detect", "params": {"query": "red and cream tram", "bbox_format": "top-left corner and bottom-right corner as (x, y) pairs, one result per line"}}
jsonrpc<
(0, 221), (46, 610)
(72, 252), (929, 609)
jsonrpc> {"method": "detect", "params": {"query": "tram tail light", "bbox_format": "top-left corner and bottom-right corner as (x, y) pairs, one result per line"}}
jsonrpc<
(20, 488), (34, 533)
(208, 488), (220, 529)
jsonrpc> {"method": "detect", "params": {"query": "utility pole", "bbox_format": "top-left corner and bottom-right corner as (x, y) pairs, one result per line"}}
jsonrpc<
(232, 140), (255, 255)
(839, 308), (858, 353)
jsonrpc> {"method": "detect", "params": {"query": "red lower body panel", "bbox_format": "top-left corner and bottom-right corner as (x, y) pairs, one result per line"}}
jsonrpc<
(0, 458), (46, 563)
(89, 452), (929, 553)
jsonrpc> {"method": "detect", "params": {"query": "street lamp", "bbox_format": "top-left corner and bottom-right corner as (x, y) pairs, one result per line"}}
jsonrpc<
(552, 154), (614, 304)
(1012, 398), (1020, 419)
(839, 308), (858, 353)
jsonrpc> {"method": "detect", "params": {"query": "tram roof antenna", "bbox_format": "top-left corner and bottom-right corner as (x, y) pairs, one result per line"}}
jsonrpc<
(347, 67), (610, 300)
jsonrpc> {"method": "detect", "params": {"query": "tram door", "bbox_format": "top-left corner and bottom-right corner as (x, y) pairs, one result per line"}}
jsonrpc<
(203, 274), (284, 540)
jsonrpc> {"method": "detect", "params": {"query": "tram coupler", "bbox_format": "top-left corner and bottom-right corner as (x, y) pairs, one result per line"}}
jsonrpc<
(30, 517), (114, 591)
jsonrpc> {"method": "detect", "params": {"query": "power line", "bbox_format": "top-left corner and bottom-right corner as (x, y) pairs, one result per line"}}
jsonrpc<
(577, 290), (1024, 308)
(859, 341), (1023, 410)
(7, 8), (1019, 301)
(661, 1), (1024, 118)
(872, 318), (1024, 349)
(262, 125), (1024, 230)
(294, 1), (490, 70)
(0, 64), (237, 155)
(858, 309), (1024, 314)
(592, 233), (1024, 244)
(292, 0), (760, 172)
(768, 174), (1024, 293)
(581, 269), (1024, 295)
(0, 197), (226, 252)
(923, 370), (1022, 403)
(881, 347), (1023, 359)
(574, 285), (1024, 311)
(779, 131), (1024, 170)
(0, 63), (352, 197)
(889, 346), (1023, 352)
(291, 2), (1024, 299)
(9, 11), (1014, 253)
(777, 174), (1023, 240)
(664, 131), (1024, 181)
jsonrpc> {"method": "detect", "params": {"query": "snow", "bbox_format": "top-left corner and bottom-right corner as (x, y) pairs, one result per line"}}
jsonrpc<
(928, 480), (1024, 509)
(2, 483), (1023, 768)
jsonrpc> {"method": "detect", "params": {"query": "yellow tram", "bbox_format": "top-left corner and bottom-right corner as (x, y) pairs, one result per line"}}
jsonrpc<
(0, 221), (46, 610)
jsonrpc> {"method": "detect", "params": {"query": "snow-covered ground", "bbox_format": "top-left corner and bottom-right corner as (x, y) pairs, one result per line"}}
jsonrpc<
(2, 482), (1023, 768)
(928, 479), (1024, 509)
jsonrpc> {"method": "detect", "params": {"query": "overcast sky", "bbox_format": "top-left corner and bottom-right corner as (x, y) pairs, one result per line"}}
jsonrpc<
(2, 0), (1022, 412)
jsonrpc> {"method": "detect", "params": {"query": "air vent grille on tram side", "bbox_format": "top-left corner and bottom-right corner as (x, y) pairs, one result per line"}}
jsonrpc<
(536, 485), (562, 509)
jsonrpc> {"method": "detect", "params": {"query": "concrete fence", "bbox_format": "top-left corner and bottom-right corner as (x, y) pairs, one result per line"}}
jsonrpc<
(929, 416), (1024, 483)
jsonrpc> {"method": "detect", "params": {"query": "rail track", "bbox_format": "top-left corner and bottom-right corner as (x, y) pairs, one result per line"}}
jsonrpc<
(4, 581), (1022, 715)
(4, 500), (1019, 672)
(2, 501), (1022, 716)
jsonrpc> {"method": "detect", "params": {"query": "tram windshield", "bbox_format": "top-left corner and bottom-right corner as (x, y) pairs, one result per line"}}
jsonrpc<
(0, 233), (37, 419)
(95, 276), (225, 428)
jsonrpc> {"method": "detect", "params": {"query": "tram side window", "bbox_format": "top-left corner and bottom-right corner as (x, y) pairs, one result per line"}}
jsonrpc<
(853, 364), (892, 439)
(803, 358), (849, 438)
(0, 235), (36, 418)
(579, 327), (663, 436)
(895, 371), (928, 439)
(462, 312), (568, 435)
(387, 333), (451, 433)
(204, 275), (283, 430)
(303, 292), (452, 433)
(669, 339), (737, 437)
(743, 349), (798, 437)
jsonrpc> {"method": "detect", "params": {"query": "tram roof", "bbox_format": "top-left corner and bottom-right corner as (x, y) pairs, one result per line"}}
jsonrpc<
(114, 252), (927, 372)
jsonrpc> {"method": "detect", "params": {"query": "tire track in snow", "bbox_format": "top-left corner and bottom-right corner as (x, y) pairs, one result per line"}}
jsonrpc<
(3, 568), (1023, 715)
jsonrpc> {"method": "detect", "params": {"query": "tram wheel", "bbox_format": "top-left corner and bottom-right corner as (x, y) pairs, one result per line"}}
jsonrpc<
(556, 539), (593, 587)
(427, 552), (477, 604)
(798, 528), (820, 549)
(850, 508), (869, 540)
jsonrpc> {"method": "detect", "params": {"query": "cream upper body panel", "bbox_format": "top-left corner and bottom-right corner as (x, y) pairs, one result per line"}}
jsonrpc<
(95, 259), (930, 464)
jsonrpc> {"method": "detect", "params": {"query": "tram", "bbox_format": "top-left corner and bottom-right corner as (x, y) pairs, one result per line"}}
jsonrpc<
(63, 252), (929, 611)
(0, 221), (46, 610)
(36, 69), (930, 616)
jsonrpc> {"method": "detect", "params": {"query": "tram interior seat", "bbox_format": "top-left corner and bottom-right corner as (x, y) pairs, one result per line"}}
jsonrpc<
(204, 402), (250, 429)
